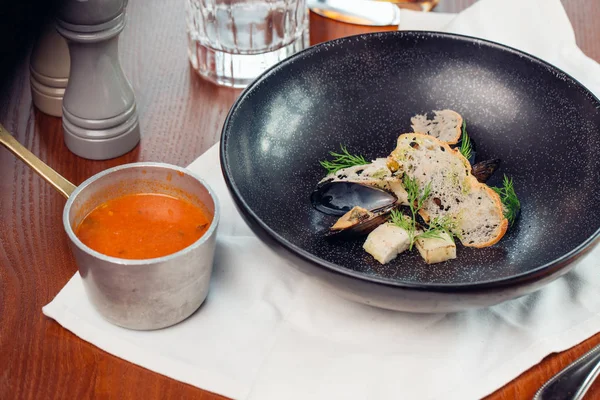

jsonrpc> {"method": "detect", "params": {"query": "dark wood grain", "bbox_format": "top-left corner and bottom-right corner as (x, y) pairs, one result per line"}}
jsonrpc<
(0, 0), (599, 399)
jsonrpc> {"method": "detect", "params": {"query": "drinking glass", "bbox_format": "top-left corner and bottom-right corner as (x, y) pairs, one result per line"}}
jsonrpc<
(186, 0), (309, 88)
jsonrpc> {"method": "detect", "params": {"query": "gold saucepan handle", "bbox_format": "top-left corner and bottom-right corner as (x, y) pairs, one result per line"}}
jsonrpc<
(0, 123), (76, 199)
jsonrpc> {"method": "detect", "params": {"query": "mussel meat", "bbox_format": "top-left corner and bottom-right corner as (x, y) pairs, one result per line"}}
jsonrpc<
(472, 159), (501, 183)
(326, 204), (397, 239)
(311, 181), (398, 216)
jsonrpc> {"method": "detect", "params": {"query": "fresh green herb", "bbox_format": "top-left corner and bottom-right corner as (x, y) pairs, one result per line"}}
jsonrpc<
(391, 176), (461, 249)
(390, 208), (416, 249)
(319, 145), (369, 175)
(390, 209), (412, 231)
(459, 120), (473, 161)
(390, 175), (432, 250)
(403, 175), (432, 213)
(417, 215), (459, 243)
(417, 228), (444, 240)
(492, 175), (521, 226)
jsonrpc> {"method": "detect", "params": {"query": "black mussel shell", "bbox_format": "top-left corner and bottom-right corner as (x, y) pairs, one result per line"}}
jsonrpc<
(472, 159), (501, 183)
(311, 181), (397, 216)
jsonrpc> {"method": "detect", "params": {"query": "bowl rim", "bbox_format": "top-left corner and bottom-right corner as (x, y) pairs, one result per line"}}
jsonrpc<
(63, 162), (220, 265)
(220, 30), (600, 291)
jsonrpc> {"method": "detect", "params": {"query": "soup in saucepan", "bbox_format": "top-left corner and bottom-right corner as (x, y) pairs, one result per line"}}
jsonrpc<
(75, 193), (211, 259)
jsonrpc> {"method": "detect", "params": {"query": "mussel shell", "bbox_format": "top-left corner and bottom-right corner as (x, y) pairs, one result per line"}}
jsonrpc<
(471, 158), (501, 183)
(311, 181), (397, 216)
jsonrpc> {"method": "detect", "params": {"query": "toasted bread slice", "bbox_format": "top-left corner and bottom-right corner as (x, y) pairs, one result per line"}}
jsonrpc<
(390, 133), (507, 248)
(411, 109), (463, 145)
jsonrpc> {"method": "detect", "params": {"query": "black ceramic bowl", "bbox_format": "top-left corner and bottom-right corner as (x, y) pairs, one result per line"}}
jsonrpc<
(221, 31), (600, 313)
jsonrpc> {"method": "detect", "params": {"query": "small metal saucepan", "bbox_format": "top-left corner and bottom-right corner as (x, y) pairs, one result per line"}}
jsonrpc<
(0, 124), (219, 330)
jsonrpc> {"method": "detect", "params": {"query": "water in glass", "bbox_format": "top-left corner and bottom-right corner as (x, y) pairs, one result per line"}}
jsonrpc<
(186, 0), (308, 88)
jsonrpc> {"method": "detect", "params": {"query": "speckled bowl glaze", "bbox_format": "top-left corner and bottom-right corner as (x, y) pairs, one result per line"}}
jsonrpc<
(221, 31), (600, 313)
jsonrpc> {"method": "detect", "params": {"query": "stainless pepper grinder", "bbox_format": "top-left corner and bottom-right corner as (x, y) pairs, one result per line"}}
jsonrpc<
(56, 0), (140, 160)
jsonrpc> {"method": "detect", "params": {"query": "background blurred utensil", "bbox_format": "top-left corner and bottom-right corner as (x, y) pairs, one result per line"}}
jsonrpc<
(534, 342), (600, 400)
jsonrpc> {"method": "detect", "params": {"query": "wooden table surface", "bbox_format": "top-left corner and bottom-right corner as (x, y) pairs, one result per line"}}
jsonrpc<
(1, 0), (599, 398)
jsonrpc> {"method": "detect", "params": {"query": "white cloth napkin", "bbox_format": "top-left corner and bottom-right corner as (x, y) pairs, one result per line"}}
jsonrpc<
(43, 0), (600, 399)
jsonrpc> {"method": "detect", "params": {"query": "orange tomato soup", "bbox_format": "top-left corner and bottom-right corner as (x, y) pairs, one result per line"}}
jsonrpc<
(76, 193), (211, 259)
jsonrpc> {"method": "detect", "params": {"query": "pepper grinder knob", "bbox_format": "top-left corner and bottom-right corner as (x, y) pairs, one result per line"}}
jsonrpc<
(56, 0), (140, 160)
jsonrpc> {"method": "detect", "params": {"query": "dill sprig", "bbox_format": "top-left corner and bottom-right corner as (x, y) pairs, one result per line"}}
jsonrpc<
(418, 215), (459, 243)
(417, 228), (444, 241)
(390, 175), (432, 250)
(403, 174), (432, 213)
(459, 120), (473, 162)
(319, 145), (369, 175)
(492, 175), (521, 226)
(390, 209), (412, 231)
(390, 209), (416, 249)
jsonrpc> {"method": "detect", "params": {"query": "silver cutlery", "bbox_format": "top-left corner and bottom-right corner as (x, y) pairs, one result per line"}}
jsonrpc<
(534, 342), (600, 400)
